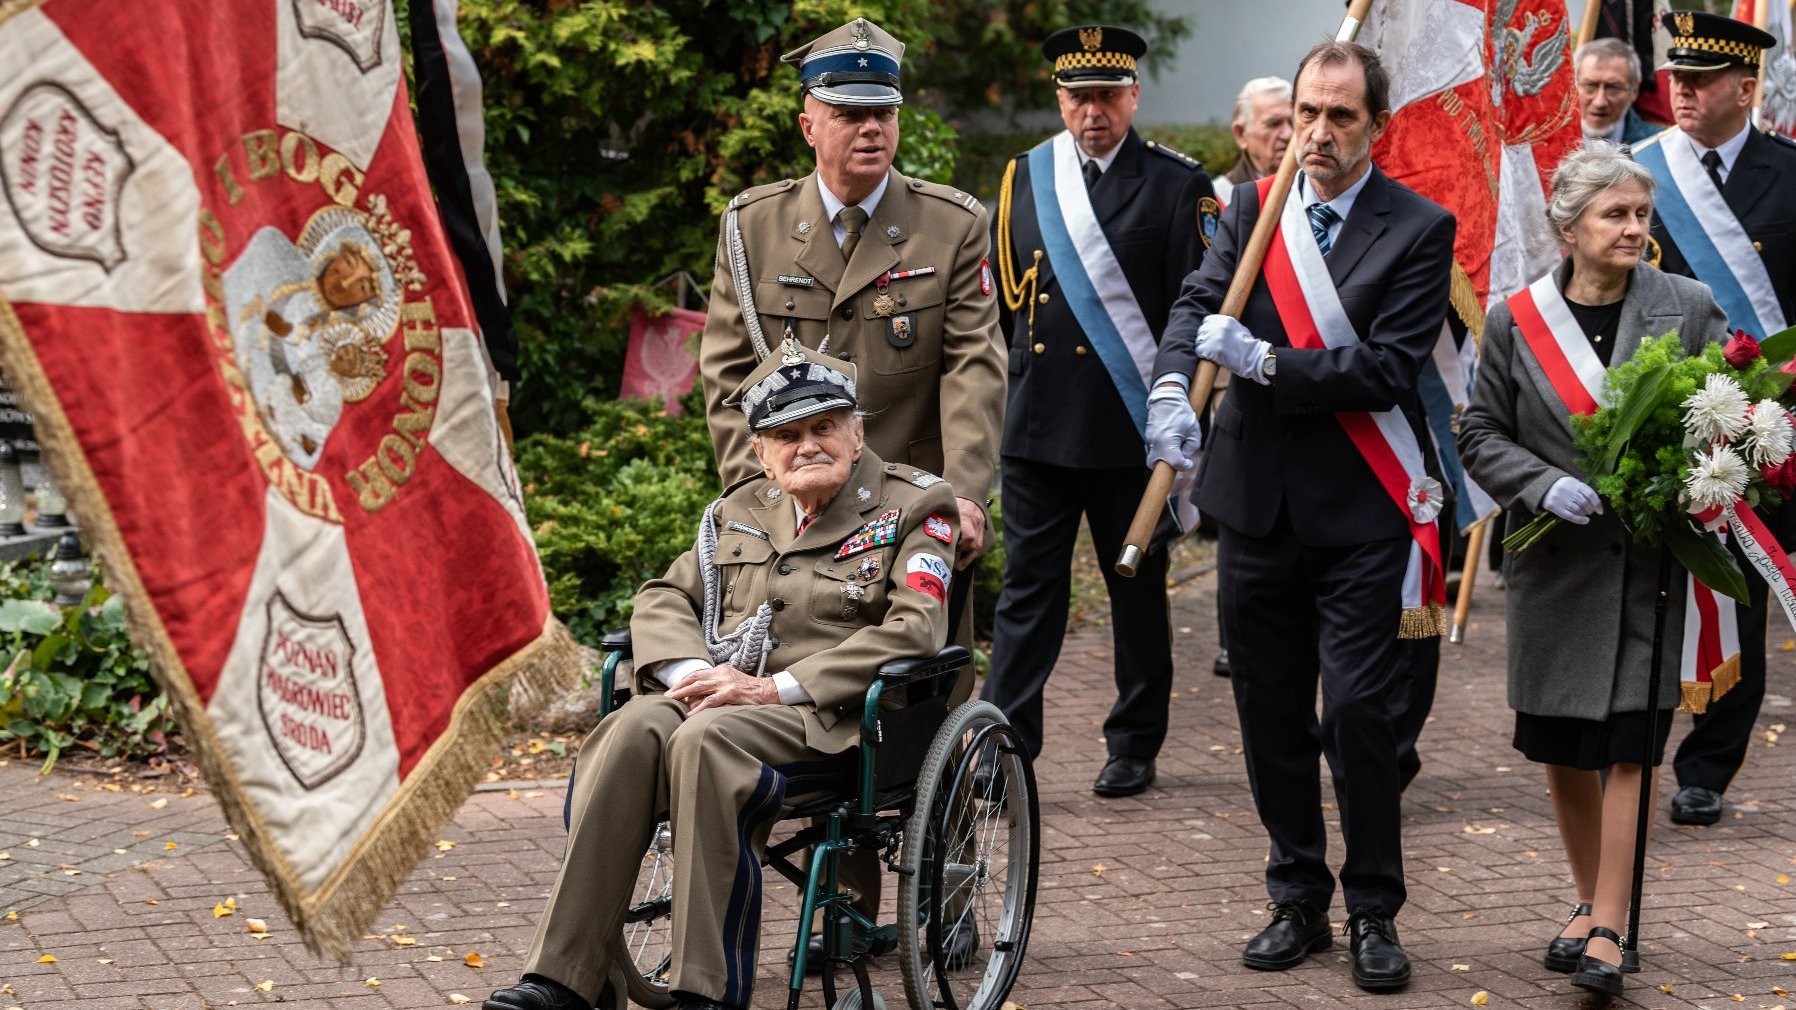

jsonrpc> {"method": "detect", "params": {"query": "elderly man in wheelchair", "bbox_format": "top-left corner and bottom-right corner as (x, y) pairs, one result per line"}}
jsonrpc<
(487, 341), (1037, 1010)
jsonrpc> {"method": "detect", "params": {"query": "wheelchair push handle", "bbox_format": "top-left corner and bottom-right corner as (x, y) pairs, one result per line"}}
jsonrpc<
(875, 644), (971, 686)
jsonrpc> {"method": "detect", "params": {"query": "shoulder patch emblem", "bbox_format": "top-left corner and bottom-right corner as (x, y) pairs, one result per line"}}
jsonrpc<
(907, 469), (944, 489)
(980, 257), (993, 296)
(1198, 197), (1221, 249)
(923, 512), (953, 544)
(835, 507), (901, 560)
(905, 553), (951, 608)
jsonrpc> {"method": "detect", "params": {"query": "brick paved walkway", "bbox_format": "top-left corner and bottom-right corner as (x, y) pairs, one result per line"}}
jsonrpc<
(3, 569), (1795, 1009)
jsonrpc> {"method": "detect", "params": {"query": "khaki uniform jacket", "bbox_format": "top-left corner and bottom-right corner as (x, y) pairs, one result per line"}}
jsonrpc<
(630, 449), (959, 753)
(700, 169), (1006, 502)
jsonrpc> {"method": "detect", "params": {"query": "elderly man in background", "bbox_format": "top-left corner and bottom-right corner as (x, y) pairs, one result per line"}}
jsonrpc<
(486, 342), (960, 1010)
(1575, 37), (1657, 145)
(1214, 76), (1293, 206)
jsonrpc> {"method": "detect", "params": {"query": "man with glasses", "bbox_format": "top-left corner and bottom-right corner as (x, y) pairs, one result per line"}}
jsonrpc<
(1575, 37), (1657, 145)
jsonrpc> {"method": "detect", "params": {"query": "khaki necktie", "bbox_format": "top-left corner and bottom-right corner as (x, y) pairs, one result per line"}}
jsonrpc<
(838, 206), (869, 262)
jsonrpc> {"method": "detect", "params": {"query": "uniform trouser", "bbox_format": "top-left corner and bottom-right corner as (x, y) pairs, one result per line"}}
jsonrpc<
(1676, 539), (1771, 793)
(526, 696), (850, 1007)
(1219, 513), (1410, 916)
(1394, 636), (1440, 791)
(981, 458), (1175, 760)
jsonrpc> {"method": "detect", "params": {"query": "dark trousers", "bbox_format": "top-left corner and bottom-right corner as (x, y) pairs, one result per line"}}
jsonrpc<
(1394, 636), (1439, 791)
(1218, 511), (1409, 916)
(982, 458), (1174, 760)
(1676, 541), (1770, 793)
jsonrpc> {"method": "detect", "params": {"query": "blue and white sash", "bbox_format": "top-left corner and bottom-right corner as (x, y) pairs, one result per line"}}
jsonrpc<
(1636, 130), (1787, 338)
(1027, 132), (1156, 435)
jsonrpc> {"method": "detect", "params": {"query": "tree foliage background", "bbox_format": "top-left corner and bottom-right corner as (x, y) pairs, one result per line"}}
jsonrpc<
(456, 0), (1190, 437)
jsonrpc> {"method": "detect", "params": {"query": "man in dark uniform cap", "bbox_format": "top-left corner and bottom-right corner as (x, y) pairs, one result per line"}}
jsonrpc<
(982, 24), (1215, 797)
(1634, 9), (1796, 828)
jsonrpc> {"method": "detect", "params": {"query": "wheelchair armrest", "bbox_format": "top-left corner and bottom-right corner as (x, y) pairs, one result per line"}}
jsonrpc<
(597, 629), (633, 720)
(599, 628), (633, 658)
(875, 645), (971, 687)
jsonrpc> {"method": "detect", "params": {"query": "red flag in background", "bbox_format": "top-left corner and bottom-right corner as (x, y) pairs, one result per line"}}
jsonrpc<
(622, 305), (704, 414)
(0, 0), (578, 955)
(1734, 0), (1796, 138)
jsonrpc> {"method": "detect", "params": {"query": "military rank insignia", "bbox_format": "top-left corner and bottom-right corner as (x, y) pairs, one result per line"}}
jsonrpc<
(1199, 197), (1221, 249)
(834, 507), (901, 559)
(923, 512), (953, 544)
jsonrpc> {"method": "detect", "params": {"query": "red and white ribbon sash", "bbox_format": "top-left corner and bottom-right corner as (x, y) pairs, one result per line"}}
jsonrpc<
(1255, 177), (1444, 616)
(1510, 275), (1747, 708)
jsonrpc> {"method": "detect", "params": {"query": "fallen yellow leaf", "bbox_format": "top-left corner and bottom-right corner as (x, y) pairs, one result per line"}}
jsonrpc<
(226, 898), (237, 909)
(435, 840), (456, 851)
(464, 952), (484, 968)
(393, 935), (417, 947)
(213, 903), (233, 918)
(449, 996), (472, 1005)
(1092, 864), (1106, 877)
(1779, 873), (1791, 885)
(149, 798), (168, 810)
(164, 841), (177, 851)
(1731, 995), (1745, 1002)
(246, 918), (267, 934)
(36, 955), (56, 964)
(1782, 952), (1796, 960)
(1470, 991), (1489, 1006)
(1451, 964), (1471, 972)
(1662, 984), (1676, 993)
(365, 978), (381, 988)
(426, 955), (444, 962)
(4, 911), (16, 921)
(1774, 986), (1788, 996)
(254, 980), (274, 992)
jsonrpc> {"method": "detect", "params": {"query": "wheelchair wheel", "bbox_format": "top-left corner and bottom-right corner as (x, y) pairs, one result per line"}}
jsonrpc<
(611, 821), (677, 1009)
(895, 701), (1038, 1010)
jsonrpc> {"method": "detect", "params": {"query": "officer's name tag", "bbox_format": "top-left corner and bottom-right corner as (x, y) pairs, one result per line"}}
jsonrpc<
(777, 274), (816, 287)
(725, 521), (769, 539)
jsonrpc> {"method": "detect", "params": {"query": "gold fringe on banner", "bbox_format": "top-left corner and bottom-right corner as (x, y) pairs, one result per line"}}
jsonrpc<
(0, 0), (46, 30)
(1678, 653), (1742, 715)
(0, 293), (584, 957)
(1450, 261), (1486, 347)
(1399, 603), (1447, 640)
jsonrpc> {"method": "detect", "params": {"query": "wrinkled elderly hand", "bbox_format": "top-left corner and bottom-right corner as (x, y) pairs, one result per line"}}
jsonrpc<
(667, 664), (779, 713)
(1195, 314), (1271, 383)
(1146, 384), (1202, 472)
(954, 497), (987, 572)
(1542, 476), (1604, 524)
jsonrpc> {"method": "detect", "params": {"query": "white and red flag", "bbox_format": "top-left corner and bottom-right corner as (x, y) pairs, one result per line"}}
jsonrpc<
(0, 0), (576, 954)
(1732, 0), (1796, 138)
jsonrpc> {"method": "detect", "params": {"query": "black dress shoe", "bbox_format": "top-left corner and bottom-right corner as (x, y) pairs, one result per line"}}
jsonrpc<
(792, 925), (898, 974)
(674, 996), (744, 1010)
(484, 975), (590, 1010)
(1543, 902), (1593, 973)
(1570, 926), (1625, 1002)
(1347, 911), (1412, 992)
(1670, 785), (1724, 826)
(1212, 650), (1231, 676)
(1242, 900), (1331, 970)
(1092, 756), (1155, 797)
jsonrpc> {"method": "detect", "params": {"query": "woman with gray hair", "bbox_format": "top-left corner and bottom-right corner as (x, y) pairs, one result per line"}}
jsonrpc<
(1458, 141), (1727, 1003)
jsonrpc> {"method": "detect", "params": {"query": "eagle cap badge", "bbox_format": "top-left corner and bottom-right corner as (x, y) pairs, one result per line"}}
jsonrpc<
(1675, 10), (1694, 35)
(1079, 26), (1103, 51)
(852, 19), (872, 50)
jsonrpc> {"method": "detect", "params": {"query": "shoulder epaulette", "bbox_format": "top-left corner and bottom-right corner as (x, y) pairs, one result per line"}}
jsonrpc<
(906, 176), (983, 214)
(721, 471), (767, 501)
(727, 177), (799, 211)
(1143, 139), (1203, 171)
(884, 461), (947, 490)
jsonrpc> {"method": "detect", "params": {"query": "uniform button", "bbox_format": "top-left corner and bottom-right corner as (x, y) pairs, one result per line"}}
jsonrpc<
(840, 305), (854, 320)
(1037, 293), (1050, 305)
(732, 545), (741, 556)
(1074, 345), (1088, 356)
(785, 299), (795, 309)
(838, 351), (854, 362)
(771, 598), (786, 611)
(897, 295), (907, 306)
(778, 564), (792, 575)
(1753, 240), (1763, 251)
(1032, 342), (1046, 354)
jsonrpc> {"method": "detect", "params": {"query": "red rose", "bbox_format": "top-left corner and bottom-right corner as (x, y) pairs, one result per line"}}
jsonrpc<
(1763, 456), (1796, 495)
(1724, 329), (1762, 369)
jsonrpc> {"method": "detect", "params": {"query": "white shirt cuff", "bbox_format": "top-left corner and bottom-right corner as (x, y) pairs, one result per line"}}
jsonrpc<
(1154, 371), (1191, 391)
(771, 671), (811, 705)
(648, 657), (710, 689)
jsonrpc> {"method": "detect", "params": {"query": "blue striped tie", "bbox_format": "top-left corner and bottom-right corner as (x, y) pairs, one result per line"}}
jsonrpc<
(1307, 202), (1340, 257)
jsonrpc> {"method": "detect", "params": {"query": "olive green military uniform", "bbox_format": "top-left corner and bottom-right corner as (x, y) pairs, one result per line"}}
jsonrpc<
(522, 450), (958, 1008)
(700, 167), (1006, 504)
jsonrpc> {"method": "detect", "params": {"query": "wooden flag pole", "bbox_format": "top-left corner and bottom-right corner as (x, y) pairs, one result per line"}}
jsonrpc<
(1448, 520), (1490, 644)
(1116, 0), (1376, 577)
(1576, 0), (1603, 49)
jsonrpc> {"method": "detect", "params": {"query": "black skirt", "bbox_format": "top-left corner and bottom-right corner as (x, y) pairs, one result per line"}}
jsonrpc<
(1513, 709), (1674, 771)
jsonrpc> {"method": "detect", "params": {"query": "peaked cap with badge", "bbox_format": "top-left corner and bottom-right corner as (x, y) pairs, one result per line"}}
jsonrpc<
(1660, 9), (1777, 73)
(1042, 24), (1146, 89)
(699, 19), (1005, 505)
(728, 337), (858, 432)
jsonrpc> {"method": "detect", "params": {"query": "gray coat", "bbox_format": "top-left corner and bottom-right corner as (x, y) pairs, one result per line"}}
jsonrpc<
(1459, 260), (1728, 720)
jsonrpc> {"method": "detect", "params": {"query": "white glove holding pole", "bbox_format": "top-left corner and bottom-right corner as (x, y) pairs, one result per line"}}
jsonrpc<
(1145, 384), (1202, 472)
(1542, 476), (1604, 524)
(1195, 314), (1272, 384)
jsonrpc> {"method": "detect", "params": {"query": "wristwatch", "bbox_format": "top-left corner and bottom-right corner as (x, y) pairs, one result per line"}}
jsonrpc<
(1261, 349), (1277, 380)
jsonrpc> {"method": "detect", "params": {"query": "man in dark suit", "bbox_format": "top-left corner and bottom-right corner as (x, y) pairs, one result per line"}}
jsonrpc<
(1148, 40), (1454, 991)
(982, 24), (1215, 797)
(1638, 10), (1796, 828)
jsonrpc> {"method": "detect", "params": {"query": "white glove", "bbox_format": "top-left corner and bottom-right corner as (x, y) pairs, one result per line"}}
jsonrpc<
(1542, 476), (1604, 524)
(1145, 384), (1202, 472)
(1196, 314), (1272, 384)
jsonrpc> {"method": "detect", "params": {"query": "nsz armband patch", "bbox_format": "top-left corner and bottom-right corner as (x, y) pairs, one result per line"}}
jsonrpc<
(906, 553), (951, 607)
(834, 507), (901, 559)
(980, 257), (993, 296)
(923, 513), (953, 544)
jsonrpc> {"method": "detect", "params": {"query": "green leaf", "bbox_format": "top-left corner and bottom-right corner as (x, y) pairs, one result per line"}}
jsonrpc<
(1595, 363), (1672, 476)
(0, 599), (63, 636)
(1664, 521), (1750, 604)
(1755, 322), (1796, 365)
(99, 594), (127, 632)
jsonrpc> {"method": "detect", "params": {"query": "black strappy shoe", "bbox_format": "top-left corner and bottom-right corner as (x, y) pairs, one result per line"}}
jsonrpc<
(1570, 926), (1625, 1002)
(1543, 902), (1592, 973)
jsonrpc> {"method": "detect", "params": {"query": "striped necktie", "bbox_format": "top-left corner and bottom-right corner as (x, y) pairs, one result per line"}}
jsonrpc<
(1307, 202), (1340, 257)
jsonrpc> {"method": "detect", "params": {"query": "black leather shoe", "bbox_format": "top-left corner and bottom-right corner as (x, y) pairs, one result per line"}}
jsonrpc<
(791, 925), (898, 974)
(1092, 756), (1155, 797)
(674, 996), (743, 1010)
(484, 975), (589, 1010)
(1347, 911), (1412, 992)
(1570, 926), (1625, 1002)
(1544, 902), (1593, 973)
(1213, 650), (1231, 676)
(1670, 785), (1724, 825)
(1242, 900), (1331, 970)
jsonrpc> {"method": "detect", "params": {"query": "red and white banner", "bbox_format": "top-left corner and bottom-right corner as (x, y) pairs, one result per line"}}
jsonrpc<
(622, 304), (703, 414)
(0, 0), (576, 954)
(1734, 0), (1796, 139)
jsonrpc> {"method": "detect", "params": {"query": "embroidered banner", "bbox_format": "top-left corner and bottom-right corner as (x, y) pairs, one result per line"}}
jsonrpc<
(0, 0), (577, 955)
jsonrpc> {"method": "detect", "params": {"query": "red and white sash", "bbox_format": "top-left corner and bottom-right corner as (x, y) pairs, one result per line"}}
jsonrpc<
(1256, 177), (1445, 638)
(1507, 273), (1741, 713)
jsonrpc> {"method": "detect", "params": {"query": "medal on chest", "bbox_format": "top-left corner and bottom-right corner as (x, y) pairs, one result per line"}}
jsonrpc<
(835, 507), (901, 559)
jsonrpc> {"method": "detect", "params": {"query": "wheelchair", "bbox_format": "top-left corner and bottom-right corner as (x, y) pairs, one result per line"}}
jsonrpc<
(590, 630), (1039, 1010)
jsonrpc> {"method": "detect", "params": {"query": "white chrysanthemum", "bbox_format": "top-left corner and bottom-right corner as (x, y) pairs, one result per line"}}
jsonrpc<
(1686, 444), (1751, 511)
(1681, 373), (1752, 443)
(1744, 399), (1794, 468)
